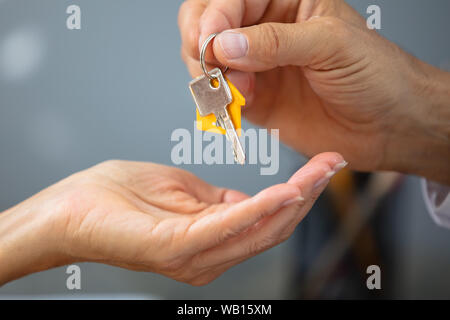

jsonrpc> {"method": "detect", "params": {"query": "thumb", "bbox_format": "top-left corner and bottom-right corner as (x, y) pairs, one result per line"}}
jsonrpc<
(213, 17), (353, 72)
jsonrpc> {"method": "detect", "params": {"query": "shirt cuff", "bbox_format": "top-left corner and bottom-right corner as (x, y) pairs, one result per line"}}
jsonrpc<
(422, 179), (450, 228)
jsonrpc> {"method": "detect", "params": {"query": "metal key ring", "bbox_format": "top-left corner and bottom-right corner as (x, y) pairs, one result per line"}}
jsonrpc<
(200, 32), (229, 80)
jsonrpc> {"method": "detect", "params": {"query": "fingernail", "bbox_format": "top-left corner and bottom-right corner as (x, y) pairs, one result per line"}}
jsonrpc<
(313, 174), (333, 190)
(217, 31), (248, 60)
(333, 160), (348, 172)
(313, 160), (348, 190)
(282, 196), (305, 208)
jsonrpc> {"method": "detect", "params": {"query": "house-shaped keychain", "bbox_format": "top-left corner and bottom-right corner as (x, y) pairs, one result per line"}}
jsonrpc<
(196, 77), (245, 136)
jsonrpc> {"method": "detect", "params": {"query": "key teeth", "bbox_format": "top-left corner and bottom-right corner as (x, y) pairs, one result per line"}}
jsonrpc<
(233, 151), (246, 165)
(232, 140), (245, 165)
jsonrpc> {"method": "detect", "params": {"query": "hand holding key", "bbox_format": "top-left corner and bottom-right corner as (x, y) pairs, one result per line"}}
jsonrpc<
(179, 0), (450, 184)
(189, 34), (246, 164)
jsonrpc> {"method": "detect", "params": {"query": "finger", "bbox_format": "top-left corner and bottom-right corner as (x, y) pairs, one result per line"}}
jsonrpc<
(180, 0), (258, 101)
(199, 0), (270, 41)
(258, 0), (301, 24)
(185, 182), (302, 253)
(182, 46), (206, 78)
(287, 152), (346, 187)
(213, 16), (357, 72)
(192, 177), (328, 275)
(192, 202), (306, 270)
(188, 256), (248, 286)
(296, 0), (367, 27)
(199, 0), (271, 65)
(178, 169), (249, 205)
(191, 153), (347, 267)
(179, 0), (207, 60)
(297, 0), (317, 22)
(225, 70), (256, 104)
(222, 189), (249, 203)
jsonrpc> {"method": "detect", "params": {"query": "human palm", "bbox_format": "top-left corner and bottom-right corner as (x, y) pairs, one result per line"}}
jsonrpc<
(28, 155), (342, 285)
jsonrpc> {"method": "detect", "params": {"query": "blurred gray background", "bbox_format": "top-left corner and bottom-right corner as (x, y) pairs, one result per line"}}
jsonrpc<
(0, 0), (449, 299)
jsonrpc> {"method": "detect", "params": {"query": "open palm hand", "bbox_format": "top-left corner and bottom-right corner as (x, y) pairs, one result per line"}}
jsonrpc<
(30, 154), (344, 285)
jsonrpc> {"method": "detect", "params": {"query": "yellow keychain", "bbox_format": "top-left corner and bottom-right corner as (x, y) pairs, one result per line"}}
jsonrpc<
(196, 77), (245, 136)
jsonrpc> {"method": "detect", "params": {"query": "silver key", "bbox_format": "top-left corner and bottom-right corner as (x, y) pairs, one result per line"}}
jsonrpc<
(189, 68), (246, 165)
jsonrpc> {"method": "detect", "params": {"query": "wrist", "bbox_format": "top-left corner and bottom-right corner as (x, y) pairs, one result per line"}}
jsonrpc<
(0, 198), (73, 285)
(384, 58), (450, 184)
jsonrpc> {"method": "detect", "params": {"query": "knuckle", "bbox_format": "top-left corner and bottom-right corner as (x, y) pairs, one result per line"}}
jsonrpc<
(189, 270), (223, 287)
(247, 235), (279, 255)
(177, 1), (192, 26)
(177, 274), (197, 285)
(310, 190), (324, 203)
(178, 2), (201, 59)
(190, 255), (206, 271)
(259, 23), (281, 60)
(318, 16), (344, 31)
(159, 256), (186, 274)
(280, 225), (296, 241)
(319, 16), (352, 44)
(157, 259), (203, 285)
(247, 241), (260, 256)
(189, 277), (213, 287)
(186, 30), (200, 59)
(90, 160), (130, 180)
(96, 159), (124, 170)
(218, 226), (238, 243)
(180, 47), (187, 63)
